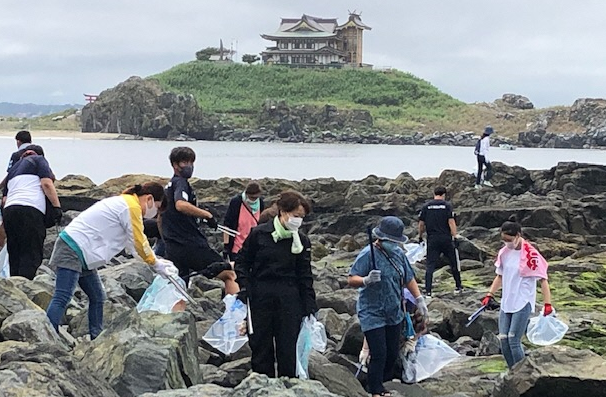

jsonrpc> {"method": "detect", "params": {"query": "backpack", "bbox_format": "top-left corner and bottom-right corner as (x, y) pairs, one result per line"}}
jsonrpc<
(474, 139), (481, 156)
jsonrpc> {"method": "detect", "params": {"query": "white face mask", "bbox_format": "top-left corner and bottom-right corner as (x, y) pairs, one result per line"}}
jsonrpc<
(143, 199), (158, 219)
(504, 237), (520, 250)
(285, 216), (303, 231)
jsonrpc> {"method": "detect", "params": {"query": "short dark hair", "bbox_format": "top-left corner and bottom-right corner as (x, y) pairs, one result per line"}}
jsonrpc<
(20, 144), (44, 157)
(258, 204), (278, 224)
(276, 190), (311, 215)
(434, 186), (447, 196)
(15, 130), (31, 143)
(501, 215), (522, 236)
(169, 147), (196, 166)
(245, 181), (262, 195)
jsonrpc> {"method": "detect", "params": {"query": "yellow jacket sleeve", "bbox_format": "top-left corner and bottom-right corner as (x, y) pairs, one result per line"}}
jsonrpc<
(122, 194), (156, 265)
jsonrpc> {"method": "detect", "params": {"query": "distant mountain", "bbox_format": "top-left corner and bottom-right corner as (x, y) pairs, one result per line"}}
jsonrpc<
(0, 102), (83, 118)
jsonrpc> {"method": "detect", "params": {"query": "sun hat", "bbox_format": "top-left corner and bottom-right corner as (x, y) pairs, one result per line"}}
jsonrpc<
(484, 126), (494, 135)
(372, 216), (409, 243)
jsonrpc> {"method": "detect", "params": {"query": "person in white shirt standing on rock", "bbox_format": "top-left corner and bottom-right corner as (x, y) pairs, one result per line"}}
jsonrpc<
(475, 126), (494, 189)
(481, 215), (553, 369)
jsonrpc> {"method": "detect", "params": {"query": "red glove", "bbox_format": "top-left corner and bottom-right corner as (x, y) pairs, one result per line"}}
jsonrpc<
(543, 303), (553, 316)
(481, 294), (492, 307)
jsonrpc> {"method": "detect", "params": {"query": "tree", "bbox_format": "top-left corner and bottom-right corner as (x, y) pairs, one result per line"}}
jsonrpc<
(242, 54), (261, 65)
(195, 47), (221, 61)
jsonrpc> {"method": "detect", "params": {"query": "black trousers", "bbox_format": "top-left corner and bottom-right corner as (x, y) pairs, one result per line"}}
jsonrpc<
(476, 155), (493, 185)
(165, 241), (228, 279)
(3, 205), (46, 280)
(365, 322), (403, 394)
(425, 234), (462, 293)
(248, 280), (302, 378)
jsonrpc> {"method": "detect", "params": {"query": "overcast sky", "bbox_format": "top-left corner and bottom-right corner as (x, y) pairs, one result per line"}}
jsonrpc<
(2, 0), (606, 108)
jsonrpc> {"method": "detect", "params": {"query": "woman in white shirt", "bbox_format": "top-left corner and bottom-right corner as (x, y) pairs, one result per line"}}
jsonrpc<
(481, 216), (552, 368)
(475, 126), (494, 189)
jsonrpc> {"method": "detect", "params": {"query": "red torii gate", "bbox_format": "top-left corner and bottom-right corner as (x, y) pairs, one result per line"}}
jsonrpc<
(84, 94), (98, 103)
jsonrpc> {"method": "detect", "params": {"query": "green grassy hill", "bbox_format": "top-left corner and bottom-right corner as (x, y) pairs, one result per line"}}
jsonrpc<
(151, 62), (466, 132)
(151, 62), (584, 136)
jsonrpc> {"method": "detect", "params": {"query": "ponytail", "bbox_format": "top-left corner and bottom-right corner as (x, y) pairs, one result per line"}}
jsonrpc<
(122, 182), (165, 202)
(501, 215), (522, 236)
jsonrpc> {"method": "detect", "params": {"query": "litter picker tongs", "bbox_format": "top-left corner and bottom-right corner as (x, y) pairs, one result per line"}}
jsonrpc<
(465, 306), (486, 327)
(202, 219), (240, 237)
(217, 224), (240, 237)
(167, 274), (199, 307)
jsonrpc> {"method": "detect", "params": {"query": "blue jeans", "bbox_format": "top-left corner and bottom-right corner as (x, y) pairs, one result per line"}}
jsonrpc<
(46, 267), (106, 339)
(499, 303), (531, 368)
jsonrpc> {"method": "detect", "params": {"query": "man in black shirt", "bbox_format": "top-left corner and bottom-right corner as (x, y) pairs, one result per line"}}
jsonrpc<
(160, 147), (238, 294)
(418, 186), (462, 296)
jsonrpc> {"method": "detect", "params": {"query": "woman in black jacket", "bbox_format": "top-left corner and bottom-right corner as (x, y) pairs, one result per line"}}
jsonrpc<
(223, 181), (265, 261)
(235, 190), (316, 378)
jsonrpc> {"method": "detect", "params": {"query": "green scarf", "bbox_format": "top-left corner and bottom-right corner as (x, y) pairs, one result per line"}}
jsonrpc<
(271, 216), (303, 254)
(242, 192), (260, 213)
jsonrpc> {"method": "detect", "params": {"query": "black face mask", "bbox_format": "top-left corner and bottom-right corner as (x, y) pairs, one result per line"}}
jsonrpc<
(179, 165), (193, 179)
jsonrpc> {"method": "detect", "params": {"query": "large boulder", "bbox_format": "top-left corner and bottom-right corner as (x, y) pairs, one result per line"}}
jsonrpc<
(501, 93), (534, 109)
(493, 345), (606, 397)
(308, 350), (368, 397)
(76, 310), (200, 397)
(0, 309), (61, 345)
(0, 279), (42, 323)
(81, 76), (216, 139)
(0, 341), (119, 397)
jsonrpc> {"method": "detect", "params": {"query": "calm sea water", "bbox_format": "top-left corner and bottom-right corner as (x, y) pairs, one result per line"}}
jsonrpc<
(1, 137), (605, 184)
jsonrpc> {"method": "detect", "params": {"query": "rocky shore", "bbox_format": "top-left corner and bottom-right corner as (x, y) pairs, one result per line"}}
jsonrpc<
(2, 161), (606, 396)
(79, 76), (606, 149)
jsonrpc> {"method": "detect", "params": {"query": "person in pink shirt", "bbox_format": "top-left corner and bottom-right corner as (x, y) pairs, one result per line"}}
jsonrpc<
(482, 215), (553, 368)
(223, 181), (265, 261)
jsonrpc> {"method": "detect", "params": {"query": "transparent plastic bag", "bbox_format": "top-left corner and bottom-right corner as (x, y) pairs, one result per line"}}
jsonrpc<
(202, 294), (248, 355)
(413, 334), (460, 382)
(136, 275), (186, 314)
(526, 310), (568, 346)
(295, 315), (327, 379)
(400, 342), (418, 384)
(404, 242), (427, 264)
(0, 245), (9, 279)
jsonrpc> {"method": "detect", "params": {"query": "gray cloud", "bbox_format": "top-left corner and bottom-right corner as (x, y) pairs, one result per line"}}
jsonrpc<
(2, 0), (606, 107)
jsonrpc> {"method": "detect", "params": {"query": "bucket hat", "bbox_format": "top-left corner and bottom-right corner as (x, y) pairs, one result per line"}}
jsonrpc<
(372, 216), (408, 243)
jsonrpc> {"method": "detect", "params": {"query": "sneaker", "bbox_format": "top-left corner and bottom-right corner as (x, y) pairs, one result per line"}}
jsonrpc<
(454, 288), (463, 295)
(474, 184), (482, 190)
(483, 181), (494, 187)
(425, 292), (432, 298)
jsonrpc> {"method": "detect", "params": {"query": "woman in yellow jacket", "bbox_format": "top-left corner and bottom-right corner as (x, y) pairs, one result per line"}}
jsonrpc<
(46, 182), (178, 339)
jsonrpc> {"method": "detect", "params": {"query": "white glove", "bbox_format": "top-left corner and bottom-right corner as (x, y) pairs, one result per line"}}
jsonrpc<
(153, 258), (179, 279)
(363, 270), (381, 286)
(415, 295), (429, 322)
(359, 347), (370, 365)
(403, 339), (417, 355)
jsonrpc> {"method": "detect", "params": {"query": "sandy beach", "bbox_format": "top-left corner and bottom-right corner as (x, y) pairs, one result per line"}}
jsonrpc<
(0, 129), (118, 140)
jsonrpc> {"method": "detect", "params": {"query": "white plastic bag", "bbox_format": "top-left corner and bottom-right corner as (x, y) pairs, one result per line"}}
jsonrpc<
(136, 275), (186, 314)
(203, 294), (248, 355)
(404, 242), (427, 264)
(526, 310), (568, 346)
(0, 245), (9, 279)
(295, 315), (327, 379)
(413, 334), (460, 382)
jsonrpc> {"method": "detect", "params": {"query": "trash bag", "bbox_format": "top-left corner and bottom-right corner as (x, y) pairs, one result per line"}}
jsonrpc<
(203, 294), (248, 355)
(404, 242), (427, 264)
(0, 245), (9, 279)
(296, 315), (327, 379)
(400, 340), (418, 384)
(136, 275), (186, 314)
(413, 334), (460, 382)
(526, 310), (568, 346)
